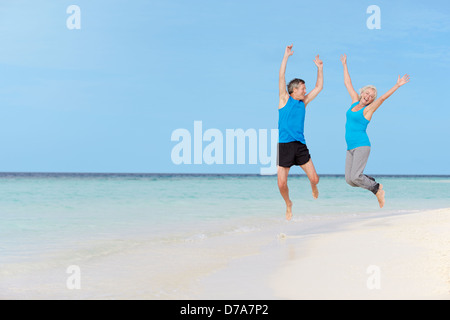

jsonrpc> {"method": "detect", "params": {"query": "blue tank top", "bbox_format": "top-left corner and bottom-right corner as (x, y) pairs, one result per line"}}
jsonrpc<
(278, 96), (306, 144)
(345, 102), (371, 150)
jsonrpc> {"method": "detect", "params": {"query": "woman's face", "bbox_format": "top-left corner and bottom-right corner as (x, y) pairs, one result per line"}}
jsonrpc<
(361, 88), (376, 105)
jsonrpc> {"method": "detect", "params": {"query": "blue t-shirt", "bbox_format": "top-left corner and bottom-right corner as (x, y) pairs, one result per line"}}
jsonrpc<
(345, 102), (371, 150)
(278, 96), (306, 144)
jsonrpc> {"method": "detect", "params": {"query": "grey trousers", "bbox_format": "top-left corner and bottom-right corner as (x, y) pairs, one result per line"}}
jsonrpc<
(345, 146), (379, 195)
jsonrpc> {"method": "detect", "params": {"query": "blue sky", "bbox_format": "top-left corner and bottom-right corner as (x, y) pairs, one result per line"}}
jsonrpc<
(0, 0), (449, 174)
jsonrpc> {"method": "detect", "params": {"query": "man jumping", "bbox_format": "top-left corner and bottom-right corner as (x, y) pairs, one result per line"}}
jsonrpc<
(277, 44), (323, 220)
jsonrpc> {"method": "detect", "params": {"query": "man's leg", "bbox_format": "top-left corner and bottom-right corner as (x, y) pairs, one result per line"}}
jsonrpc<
(300, 159), (319, 199)
(277, 165), (293, 220)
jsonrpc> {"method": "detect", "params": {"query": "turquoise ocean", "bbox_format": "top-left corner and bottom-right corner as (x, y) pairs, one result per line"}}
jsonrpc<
(1, 173), (449, 299)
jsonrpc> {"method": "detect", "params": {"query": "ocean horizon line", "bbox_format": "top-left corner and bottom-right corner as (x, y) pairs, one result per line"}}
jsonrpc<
(0, 172), (449, 178)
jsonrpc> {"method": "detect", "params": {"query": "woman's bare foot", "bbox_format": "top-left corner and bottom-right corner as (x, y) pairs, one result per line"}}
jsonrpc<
(286, 200), (293, 220)
(376, 184), (385, 208)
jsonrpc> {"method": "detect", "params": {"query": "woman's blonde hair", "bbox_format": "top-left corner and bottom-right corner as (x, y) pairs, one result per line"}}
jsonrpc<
(359, 85), (377, 100)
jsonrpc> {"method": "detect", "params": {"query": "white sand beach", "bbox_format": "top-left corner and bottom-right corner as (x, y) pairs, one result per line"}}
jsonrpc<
(2, 207), (449, 300)
(197, 208), (450, 300)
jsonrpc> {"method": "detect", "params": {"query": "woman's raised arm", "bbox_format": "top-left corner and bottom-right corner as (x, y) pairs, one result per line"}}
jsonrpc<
(341, 54), (359, 103)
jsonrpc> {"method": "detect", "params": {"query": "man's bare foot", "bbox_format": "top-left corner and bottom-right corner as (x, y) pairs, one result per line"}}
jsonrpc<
(376, 184), (385, 208)
(312, 185), (319, 199)
(286, 200), (293, 221)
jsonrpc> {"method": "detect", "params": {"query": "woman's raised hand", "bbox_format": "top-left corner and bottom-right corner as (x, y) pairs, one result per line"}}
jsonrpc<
(397, 74), (410, 86)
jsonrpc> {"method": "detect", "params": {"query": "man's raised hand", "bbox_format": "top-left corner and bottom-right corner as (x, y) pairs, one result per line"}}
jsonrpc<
(284, 44), (294, 58)
(313, 54), (323, 68)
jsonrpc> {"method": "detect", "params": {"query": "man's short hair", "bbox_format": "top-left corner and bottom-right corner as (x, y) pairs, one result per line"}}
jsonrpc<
(287, 78), (305, 94)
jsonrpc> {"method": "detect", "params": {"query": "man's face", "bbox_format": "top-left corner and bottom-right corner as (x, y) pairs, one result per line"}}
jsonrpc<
(294, 83), (306, 100)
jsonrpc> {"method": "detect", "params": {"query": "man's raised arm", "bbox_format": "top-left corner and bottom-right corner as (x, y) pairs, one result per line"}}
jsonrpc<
(304, 55), (323, 107)
(279, 44), (293, 108)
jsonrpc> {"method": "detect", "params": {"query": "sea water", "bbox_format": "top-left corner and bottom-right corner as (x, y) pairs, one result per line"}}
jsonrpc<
(0, 173), (449, 299)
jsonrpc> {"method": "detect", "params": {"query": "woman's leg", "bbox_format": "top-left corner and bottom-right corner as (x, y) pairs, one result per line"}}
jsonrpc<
(348, 146), (385, 208)
(345, 149), (357, 187)
(348, 146), (379, 194)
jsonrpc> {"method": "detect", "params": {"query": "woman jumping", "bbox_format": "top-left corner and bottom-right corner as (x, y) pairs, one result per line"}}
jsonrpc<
(340, 54), (410, 208)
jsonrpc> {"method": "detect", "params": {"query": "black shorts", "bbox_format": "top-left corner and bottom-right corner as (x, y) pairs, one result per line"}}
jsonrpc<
(277, 141), (311, 167)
